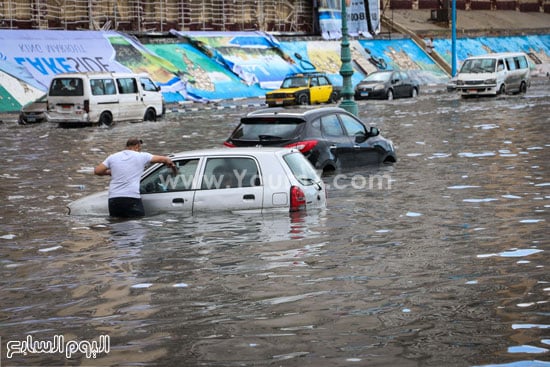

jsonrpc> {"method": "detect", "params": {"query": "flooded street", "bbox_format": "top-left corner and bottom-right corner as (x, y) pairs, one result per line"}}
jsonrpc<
(1, 82), (549, 367)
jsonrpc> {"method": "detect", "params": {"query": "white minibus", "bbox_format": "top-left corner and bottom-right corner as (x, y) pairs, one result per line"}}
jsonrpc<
(456, 52), (531, 97)
(46, 72), (165, 126)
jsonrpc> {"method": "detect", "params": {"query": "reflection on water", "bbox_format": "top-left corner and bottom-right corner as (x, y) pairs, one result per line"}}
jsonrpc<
(0, 84), (549, 366)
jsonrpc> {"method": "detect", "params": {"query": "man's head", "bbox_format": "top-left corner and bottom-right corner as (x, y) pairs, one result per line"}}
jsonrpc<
(126, 138), (143, 151)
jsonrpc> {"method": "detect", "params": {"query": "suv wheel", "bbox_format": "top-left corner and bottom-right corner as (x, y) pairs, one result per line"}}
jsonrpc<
(298, 94), (309, 105)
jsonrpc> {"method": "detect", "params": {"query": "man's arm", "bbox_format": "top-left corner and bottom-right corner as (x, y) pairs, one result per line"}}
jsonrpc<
(94, 163), (111, 176)
(151, 155), (177, 174)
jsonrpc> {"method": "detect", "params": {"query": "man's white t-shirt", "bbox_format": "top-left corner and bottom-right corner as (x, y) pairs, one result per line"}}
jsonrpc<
(103, 150), (153, 199)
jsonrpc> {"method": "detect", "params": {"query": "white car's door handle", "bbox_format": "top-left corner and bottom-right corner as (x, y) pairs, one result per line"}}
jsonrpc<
(172, 198), (184, 203)
(243, 194), (255, 200)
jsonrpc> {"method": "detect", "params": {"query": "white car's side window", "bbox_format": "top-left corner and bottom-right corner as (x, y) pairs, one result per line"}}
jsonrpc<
(201, 158), (260, 190)
(141, 159), (199, 194)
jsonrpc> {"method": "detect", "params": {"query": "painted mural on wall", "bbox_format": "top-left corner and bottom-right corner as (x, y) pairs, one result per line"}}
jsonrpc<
(0, 30), (130, 90)
(144, 42), (265, 103)
(432, 35), (550, 69)
(359, 38), (449, 84)
(0, 29), (548, 113)
(279, 40), (369, 86)
(169, 31), (302, 90)
(0, 30), (187, 110)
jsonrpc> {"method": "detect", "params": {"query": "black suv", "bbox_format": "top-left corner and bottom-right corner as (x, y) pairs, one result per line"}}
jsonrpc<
(224, 107), (396, 174)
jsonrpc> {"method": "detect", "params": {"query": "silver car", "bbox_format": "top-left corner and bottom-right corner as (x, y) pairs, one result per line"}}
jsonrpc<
(68, 147), (326, 216)
(18, 94), (47, 124)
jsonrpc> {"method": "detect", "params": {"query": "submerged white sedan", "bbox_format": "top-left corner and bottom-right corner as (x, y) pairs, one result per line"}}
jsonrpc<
(68, 147), (327, 216)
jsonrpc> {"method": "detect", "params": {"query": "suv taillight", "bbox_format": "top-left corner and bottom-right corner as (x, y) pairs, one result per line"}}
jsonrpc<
(223, 141), (236, 147)
(83, 100), (90, 113)
(290, 185), (306, 212)
(285, 140), (318, 153)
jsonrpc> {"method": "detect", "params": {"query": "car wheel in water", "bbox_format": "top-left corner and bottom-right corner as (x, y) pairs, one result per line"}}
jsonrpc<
(411, 88), (418, 98)
(99, 112), (113, 126)
(387, 89), (394, 101)
(499, 84), (506, 95)
(298, 94), (309, 105)
(144, 108), (157, 122)
(519, 81), (527, 94)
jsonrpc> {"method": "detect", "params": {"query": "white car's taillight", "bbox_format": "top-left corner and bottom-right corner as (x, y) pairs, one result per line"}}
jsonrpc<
(290, 185), (306, 212)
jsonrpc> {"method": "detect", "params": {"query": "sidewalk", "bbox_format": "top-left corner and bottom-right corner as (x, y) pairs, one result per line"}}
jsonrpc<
(383, 9), (550, 36)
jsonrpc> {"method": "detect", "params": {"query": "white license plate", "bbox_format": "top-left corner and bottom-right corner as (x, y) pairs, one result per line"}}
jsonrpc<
(360, 91), (369, 96)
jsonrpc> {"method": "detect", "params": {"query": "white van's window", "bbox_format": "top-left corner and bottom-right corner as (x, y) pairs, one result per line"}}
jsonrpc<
(483, 59), (496, 72)
(140, 77), (159, 92)
(116, 78), (138, 94)
(49, 78), (84, 96)
(517, 56), (528, 69)
(460, 59), (495, 73)
(506, 58), (517, 70)
(90, 79), (116, 96)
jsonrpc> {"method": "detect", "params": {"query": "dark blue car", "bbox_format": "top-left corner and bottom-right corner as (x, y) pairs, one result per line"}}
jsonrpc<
(224, 107), (396, 175)
(354, 71), (419, 100)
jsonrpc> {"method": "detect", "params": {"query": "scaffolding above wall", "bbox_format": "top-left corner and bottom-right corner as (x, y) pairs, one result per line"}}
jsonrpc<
(0, 0), (316, 34)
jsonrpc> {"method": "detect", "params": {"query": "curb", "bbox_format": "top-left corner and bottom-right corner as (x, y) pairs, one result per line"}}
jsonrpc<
(169, 98), (267, 114)
(166, 85), (448, 113)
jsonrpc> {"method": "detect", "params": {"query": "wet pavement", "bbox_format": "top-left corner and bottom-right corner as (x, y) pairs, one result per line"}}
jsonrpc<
(0, 82), (549, 366)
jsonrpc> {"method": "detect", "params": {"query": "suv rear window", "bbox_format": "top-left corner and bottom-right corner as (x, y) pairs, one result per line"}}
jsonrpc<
(232, 118), (305, 141)
(283, 152), (320, 186)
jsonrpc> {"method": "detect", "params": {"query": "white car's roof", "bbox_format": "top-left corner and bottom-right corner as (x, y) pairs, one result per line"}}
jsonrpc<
(169, 147), (298, 159)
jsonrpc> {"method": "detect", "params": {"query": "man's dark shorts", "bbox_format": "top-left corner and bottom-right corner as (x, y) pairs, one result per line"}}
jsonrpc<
(108, 197), (145, 218)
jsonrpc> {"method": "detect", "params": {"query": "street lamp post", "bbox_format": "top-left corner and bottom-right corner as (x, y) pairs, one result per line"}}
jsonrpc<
(339, 0), (359, 116)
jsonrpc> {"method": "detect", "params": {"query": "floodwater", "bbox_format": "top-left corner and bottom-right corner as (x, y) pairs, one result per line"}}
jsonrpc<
(0, 82), (549, 367)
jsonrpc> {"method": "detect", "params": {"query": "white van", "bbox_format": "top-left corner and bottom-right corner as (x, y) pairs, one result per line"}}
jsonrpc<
(456, 52), (531, 97)
(46, 72), (165, 126)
